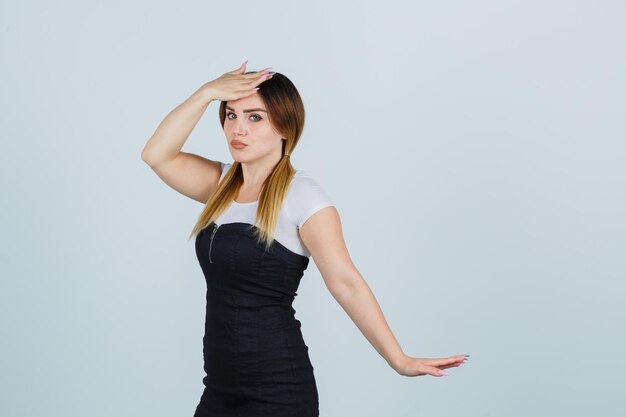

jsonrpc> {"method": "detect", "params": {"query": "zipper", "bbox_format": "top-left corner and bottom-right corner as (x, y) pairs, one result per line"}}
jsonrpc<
(208, 223), (219, 264)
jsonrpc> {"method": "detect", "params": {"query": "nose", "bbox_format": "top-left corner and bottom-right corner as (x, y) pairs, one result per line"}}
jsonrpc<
(233, 121), (247, 136)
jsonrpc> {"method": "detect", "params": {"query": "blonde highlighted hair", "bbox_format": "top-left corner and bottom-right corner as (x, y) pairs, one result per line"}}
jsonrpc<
(188, 72), (306, 252)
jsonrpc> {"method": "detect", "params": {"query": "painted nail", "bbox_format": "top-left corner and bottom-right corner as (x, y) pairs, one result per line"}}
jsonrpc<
(440, 371), (449, 376)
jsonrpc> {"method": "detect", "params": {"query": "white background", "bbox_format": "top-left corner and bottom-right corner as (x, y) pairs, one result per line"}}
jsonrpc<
(1, 1), (625, 416)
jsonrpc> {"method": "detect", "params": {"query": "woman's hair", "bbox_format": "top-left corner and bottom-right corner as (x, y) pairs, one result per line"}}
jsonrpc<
(188, 72), (306, 252)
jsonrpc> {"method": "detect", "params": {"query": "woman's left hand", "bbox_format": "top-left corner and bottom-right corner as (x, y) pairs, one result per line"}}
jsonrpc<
(393, 354), (469, 377)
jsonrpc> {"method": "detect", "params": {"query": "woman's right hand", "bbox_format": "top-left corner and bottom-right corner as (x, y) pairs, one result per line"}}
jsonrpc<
(199, 61), (274, 102)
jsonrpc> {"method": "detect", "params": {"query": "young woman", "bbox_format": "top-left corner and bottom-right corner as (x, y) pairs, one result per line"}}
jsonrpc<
(141, 61), (469, 417)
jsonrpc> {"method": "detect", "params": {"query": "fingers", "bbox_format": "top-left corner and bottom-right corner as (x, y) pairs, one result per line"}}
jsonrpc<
(228, 60), (271, 75)
(243, 67), (273, 80)
(428, 355), (469, 366)
(439, 361), (462, 370)
(436, 355), (469, 375)
(426, 365), (448, 377)
(228, 61), (275, 81)
(415, 355), (468, 377)
(398, 354), (470, 378)
(236, 72), (273, 96)
(252, 71), (274, 85)
(230, 60), (247, 74)
(242, 73), (273, 93)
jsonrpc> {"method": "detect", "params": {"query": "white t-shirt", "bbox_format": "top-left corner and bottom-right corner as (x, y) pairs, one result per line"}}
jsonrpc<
(213, 162), (334, 258)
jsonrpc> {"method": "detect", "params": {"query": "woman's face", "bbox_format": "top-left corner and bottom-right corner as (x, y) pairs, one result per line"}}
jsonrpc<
(224, 94), (283, 164)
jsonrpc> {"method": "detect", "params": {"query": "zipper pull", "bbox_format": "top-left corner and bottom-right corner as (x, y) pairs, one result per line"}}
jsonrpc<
(208, 223), (219, 264)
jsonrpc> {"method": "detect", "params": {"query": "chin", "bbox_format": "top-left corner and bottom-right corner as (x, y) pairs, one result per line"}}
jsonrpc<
(231, 155), (250, 163)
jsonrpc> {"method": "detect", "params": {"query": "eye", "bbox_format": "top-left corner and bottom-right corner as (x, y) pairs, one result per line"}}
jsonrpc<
(226, 112), (263, 122)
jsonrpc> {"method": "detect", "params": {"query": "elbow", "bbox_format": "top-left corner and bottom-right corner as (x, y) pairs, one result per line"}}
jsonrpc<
(328, 271), (363, 301)
(141, 148), (156, 166)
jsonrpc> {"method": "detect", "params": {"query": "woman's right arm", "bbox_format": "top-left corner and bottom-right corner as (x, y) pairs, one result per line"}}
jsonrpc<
(141, 87), (221, 204)
(141, 62), (272, 204)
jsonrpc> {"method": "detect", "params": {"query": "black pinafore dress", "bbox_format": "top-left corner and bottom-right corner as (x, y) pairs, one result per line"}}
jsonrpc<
(193, 221), (319, 417)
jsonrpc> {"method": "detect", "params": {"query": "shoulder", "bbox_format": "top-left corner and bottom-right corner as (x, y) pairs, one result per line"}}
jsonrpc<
(289, 170), (331, 197)
(219, 162), (231, 182)
(286, 170), (335, 229)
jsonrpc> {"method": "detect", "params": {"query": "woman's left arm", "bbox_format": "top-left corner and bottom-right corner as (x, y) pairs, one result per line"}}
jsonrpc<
(299, 206), (469, 377)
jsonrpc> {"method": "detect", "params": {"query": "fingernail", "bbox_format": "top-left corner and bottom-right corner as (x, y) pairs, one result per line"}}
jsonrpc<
(440, 371), (449, 376)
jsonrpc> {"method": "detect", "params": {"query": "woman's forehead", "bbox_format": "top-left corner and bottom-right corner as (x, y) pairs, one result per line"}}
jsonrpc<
(226, 95), (266, 112)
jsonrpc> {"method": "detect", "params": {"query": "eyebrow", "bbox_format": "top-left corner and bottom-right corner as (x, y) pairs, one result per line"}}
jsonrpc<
(225, 105), (267, 113)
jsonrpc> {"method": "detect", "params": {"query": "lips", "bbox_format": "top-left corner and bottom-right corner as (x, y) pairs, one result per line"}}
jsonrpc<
(231, 140), (247, 147)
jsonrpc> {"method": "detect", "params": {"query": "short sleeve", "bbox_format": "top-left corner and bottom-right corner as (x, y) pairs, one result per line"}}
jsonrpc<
(219, 162), (231, 182)
(286, 173), (335, 229)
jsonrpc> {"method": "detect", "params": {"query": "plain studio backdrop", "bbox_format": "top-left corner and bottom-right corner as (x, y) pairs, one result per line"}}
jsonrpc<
(1, 1), (624, 416)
